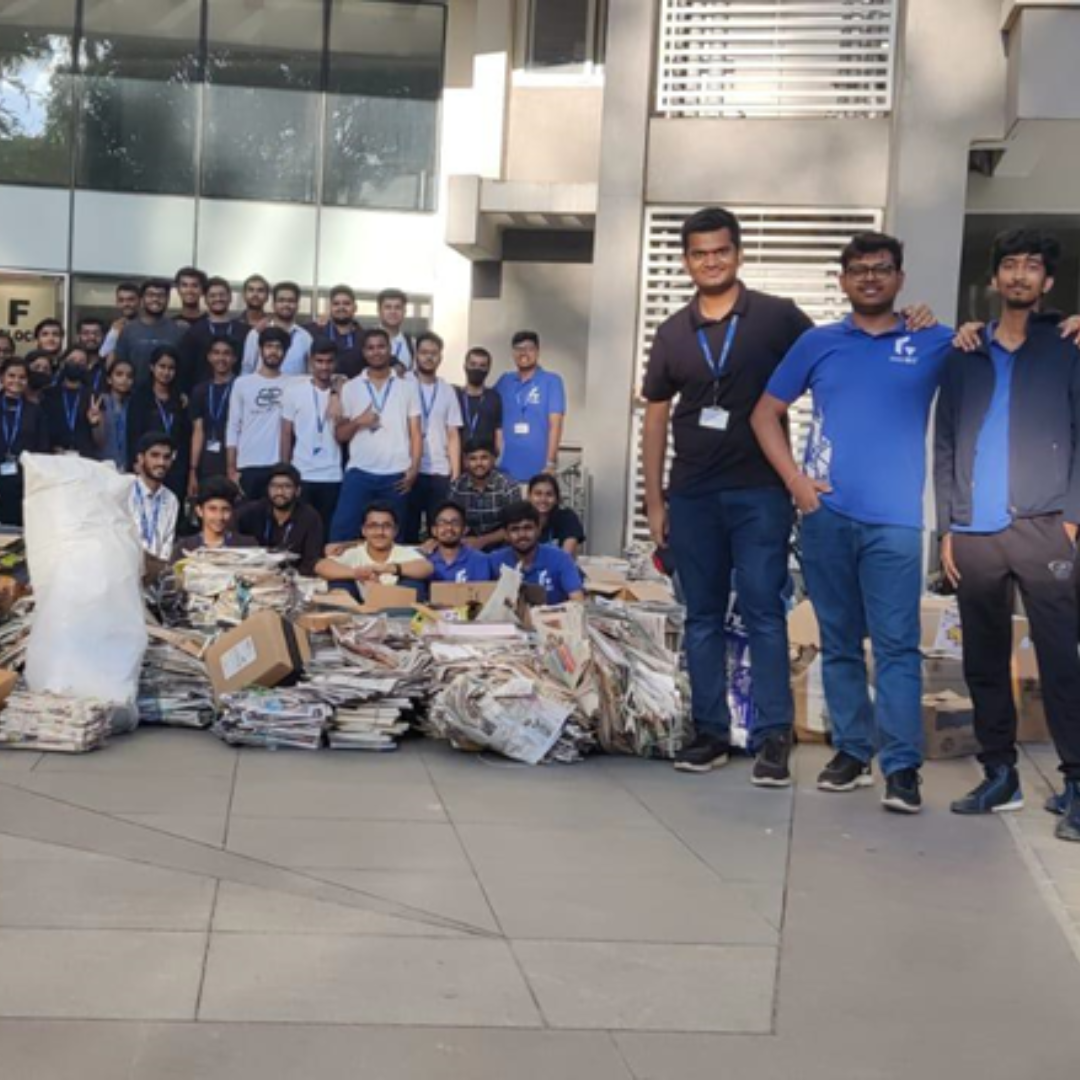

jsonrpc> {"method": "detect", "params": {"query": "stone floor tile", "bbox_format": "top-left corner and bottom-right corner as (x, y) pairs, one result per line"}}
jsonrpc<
(229, 777), (446, 822)
(115, 813), (228, 846)
(32, 727), (237, 777)
(5, 771), (233, 816)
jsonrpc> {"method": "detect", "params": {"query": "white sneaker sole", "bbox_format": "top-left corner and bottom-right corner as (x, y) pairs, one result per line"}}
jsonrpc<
(817, 774), (874, 793)
(674, 755), (729, 774)
(882, 795), (922, 814)
(992, 798), (1025, 813)
(751, 774), (793, 788)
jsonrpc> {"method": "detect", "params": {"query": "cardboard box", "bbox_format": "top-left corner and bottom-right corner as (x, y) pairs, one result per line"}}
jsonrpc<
(921, 691), (979, 760)
(1018, 682), (1051, 743)
(792, 655), (829, 744)
(582, 566), (675, 603)
(295, 610), (353, 634)
(204, 611), (311, 698)
(430, 582), (497, 608)
(787, 600), (820, 652)
(0, 668), (18, 706)
(922, 656), (969, 697)
(360, 583), (421, 612)
(920, 595), (963, 658)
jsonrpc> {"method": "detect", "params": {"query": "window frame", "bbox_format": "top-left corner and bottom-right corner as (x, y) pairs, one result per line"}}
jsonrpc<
(516, 0), (607, 85)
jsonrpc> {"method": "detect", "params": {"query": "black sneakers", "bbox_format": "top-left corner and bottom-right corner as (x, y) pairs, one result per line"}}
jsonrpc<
(674, 732), (731, 774)
(950, 765), (1023, 815)
(1055, 780), (1080, 842)
(817, 751), (873, 792)
(1045, 789), (1069, 816)
(882, 768), (923, 814)
(752, 731), (793, 788)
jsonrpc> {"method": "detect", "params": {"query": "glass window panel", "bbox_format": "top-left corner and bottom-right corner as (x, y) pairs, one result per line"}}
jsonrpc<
(0, 0), (76, 186)
(76, 0), (200, 195)
(202, 0), (324, 204)
(323, 1), (445, 213)
(528, 0), (590, 70)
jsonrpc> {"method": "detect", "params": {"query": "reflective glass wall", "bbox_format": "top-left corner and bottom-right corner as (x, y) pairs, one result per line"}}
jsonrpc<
(0, 0), (446, 212)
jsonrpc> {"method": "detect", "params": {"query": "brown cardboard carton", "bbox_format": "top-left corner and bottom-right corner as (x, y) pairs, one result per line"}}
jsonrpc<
(921, 657), (969, 697)
(921, 691), (979, 760)
(582, 567), (675, 604)
(1017, 682), (1051, 743)
(295, 610), (353, 634)
(205, 611), (311, 698)
(359, 584), (421, 611)
(312, 590), (365, 613)
(0, 668), (18, 706)
(430, 582), (498, 608)
(787, 600), (820, 651)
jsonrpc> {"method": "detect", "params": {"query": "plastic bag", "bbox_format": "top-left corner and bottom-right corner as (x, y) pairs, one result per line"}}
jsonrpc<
(21, 453), (147, 707)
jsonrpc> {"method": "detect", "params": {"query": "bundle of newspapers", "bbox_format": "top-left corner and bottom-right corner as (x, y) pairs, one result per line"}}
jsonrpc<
(169, 548), (300, 628)
(0, 597), (33, 670)
(0, 691), (110, 753)
(138, 626), (216, 729)
(213, 687), (331, 750)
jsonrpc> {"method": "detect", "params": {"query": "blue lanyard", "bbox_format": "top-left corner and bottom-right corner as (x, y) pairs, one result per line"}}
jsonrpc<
(208, 382), (231, 431)
(1, 398), (23, 455)
(90, 366), (105, 395)
(265, 516), (294, 548)
(463, 391), (484, 437)
(63, 388), (81, 434)
(331, 324), (355, 351)
(696, 315), (740, 382)
(112, 398), (127, 461)
(155, 398), (174, 436)
(515, 378), (540, 417)
(419, 380), (439, 433)
(135, 484), (163, 549)
(312, 383), (328, 438)
(366, 377), (394, 414)
(209, 320), (231, 338)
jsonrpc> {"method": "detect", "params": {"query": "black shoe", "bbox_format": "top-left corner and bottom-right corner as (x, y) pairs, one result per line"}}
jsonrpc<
(1054, 780), (1080, 842)
(752, 731), (793, 788)
(883, 768), (923, 814)
(1045, 789), (1069, 816)
(674, 732), (731, 774)
(951, 765), (1023, 815)
(817, 751), (873, 792)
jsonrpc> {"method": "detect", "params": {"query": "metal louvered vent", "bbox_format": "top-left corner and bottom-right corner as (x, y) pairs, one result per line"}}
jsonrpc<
(627, 204), (883, 545)
(656, 0), (898, 118)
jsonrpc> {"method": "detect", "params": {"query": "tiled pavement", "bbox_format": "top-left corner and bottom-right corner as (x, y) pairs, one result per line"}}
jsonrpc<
(0, 729), (1078, 1078)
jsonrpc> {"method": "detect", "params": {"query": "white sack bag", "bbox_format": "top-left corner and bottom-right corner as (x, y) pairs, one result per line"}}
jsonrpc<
(21, 453), (148, 704)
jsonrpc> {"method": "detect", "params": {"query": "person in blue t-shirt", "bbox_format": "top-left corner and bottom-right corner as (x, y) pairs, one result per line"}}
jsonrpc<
(494, 331), (566, 482)
(489, 501), (585, 604)
(427, 500), (495, 583)
(752, 231), (954, 816)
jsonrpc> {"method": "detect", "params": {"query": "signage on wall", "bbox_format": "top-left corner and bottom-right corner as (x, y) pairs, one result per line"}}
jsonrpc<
(0, 276), (64, 344)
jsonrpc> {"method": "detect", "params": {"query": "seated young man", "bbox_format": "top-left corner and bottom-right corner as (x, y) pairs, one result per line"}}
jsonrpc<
(489, 500), (585, 604)
(236, 463), (324, 576)
(173, 477), (256, 560)
(314, 501), (433, 592)
(427, 501), (495, 583)
(449, 438), (519, 550)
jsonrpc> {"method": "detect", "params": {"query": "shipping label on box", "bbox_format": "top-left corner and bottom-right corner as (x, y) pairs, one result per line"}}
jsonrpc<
(921, 595), (963, 658)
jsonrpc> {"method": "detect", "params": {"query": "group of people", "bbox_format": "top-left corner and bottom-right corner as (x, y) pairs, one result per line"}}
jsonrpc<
(0, 268), (586, 604)
(645, 207), (1080, 844)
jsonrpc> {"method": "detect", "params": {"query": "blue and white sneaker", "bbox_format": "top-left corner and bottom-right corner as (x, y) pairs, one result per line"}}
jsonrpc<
(951, 765), (1023, 815)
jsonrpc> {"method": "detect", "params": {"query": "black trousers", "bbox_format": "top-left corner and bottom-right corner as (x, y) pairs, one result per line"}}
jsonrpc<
(303, 481), (341, 534)
(953, 515), (1080, 778)
(403, 473), (450, 544)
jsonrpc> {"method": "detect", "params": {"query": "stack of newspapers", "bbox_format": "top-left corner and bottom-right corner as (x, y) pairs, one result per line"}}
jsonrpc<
(212, 687), (330, 750)
(0, 691), (110, 753)
(138, 626), (216, 728)
(173, 548), (299, 628)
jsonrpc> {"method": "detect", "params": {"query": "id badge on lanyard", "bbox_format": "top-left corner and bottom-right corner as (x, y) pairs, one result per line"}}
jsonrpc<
(697, 315), (738, 432)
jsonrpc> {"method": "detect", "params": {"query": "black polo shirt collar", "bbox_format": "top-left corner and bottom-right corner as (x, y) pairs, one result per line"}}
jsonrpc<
(687, 282), (750, 330)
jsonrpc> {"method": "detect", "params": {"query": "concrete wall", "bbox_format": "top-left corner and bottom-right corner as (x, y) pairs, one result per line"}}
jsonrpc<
(1006, 8), (1080, 125)
(505, 87), (604, 184)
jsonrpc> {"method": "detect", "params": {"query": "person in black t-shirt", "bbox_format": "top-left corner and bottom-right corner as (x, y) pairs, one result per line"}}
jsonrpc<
(179, 276), (247, 392)
(188, 337), (238, 497)
(44, 346), (98, 458)
(128, 346), (191, 502)
(0, 358), (50, 526)
(173, 476), (257, 561)
(236, 463), (325, 576)
(305, 285), (366, 379)
(455, 346), (503, 465)
(527, 472), (585, 557)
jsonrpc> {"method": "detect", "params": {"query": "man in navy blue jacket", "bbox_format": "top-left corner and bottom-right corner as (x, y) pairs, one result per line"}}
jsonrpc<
(935, 228), (1080, 841)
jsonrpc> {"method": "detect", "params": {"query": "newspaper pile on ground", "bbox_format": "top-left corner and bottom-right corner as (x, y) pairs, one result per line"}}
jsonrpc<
(213, 687), (330, 750)
(170, 548), (300, 628)
(0, 598), (33, 670)
(0, 691), (110, 753)
(138, 626), (216, 729)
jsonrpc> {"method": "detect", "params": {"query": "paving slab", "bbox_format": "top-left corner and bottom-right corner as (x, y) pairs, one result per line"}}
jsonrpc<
(229, 776), (447, 822)
(115, 812), (229, 846)
(31, 727), (237, 777)
(198, 934), (543, 1027)
(4, 771), (233, 816)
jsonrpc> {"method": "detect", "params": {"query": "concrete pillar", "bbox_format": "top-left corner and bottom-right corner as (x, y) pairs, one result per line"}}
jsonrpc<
(582, 0), (656, 556)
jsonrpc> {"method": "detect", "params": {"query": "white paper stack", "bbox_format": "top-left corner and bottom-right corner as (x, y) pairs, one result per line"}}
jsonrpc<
(213, 688), (331, 750)
(0, 691), (110, 753)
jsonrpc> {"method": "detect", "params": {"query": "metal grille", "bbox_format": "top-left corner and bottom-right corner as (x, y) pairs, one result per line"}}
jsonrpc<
(656, 0), (898, 118)
(627, 204), (883, 545)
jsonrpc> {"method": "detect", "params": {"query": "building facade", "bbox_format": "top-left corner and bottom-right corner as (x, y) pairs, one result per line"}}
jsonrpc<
(2, 1), (1079, 552)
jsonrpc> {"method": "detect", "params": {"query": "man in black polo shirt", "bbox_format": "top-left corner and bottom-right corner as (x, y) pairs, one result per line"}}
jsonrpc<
(644, 206), (933, 786)
(236, 463), (324, 576)
(455, 347), (503, 464)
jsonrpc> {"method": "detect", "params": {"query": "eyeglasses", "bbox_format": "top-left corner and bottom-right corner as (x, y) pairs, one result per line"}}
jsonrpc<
(364, 521), (395, 531)
(433, 518), (463, 528)
(844, 263), (897, 281)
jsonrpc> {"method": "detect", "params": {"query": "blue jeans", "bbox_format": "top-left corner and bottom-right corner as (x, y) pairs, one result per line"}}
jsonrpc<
(330, 469), (405, 542)
(668, 486), (794, 750)
(800, 504), (923, 775)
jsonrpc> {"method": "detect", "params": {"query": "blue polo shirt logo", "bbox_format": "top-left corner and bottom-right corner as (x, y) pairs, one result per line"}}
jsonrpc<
(891, 336), (919, 365)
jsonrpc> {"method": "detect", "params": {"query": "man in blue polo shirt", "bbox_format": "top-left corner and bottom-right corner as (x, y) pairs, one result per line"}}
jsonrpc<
(495, 331), (566, 482)
(427, 501), (495, 583)
(489, 501), (584, 604)
(752, 231), (954, 815)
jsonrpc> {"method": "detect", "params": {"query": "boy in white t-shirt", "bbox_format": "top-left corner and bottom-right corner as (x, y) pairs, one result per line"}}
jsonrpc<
(403, 330), (463, 543)
(281, 338), (344, 530)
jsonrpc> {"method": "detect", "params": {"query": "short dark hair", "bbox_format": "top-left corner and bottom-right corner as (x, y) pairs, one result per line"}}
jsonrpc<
(108, 357), (135, 376)
(272, 280), (301, 301)
(466, 346), (492, 365)
(205, 275), (232, 294)
(528, 472), (562, 505)
(840, 232), (905, 273)
(259, 326), (290, 349)
(205, 337), (238, 357)
(362, 500), (398, 526)
(329, 284), (356, 302)
(990, 227), (1062, 278)
(34, 318), (63, 337)
(267, 463), (301, 488)
(61, 345), (89, 363)
(415, 330), (444, 351)
(243, 273), (270, 291)
(150, 345), (181, 366)
(196, 475), (240, 507)
(2, 357), (28, 375)
(24, 348), (52, 366)
(175, 266), (208, 290)
(431, 500), (466, 524)
(77, 316), (106, 333)
(364, 327), (390, 347)
(140, 278), (172, 298)
(464, 437), (497, 457)
(511, 330), (539, 348)
(310, 337), (339, 357)
(137, 431), (175, 456)
(116, 280), (139, 297)
(377, 288), (407, 307)
(681, 207), (743, 253)
(502, 500), (540, 528)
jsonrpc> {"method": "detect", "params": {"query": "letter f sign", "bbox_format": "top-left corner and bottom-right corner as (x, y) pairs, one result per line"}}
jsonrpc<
(7, 299), (30, 326)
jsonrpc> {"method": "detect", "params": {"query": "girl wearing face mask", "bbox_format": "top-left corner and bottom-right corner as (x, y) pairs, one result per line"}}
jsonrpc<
(0, 358), (50, 526)
(23, 349), (56, 405)
(527, 472), (586, 558)
(92, 357), (135, 472)
(44, 346), (97, 457)
(128, 346), (191, 501)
